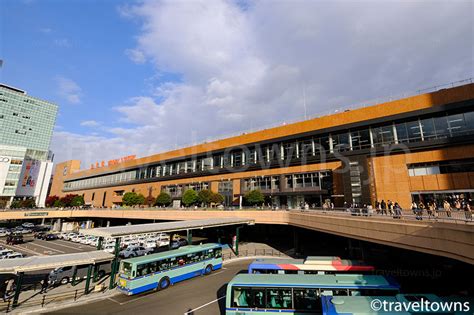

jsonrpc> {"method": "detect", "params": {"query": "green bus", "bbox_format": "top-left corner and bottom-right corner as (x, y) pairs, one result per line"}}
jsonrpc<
(225, 274), (400, 314)
(117, 243), (222, 295)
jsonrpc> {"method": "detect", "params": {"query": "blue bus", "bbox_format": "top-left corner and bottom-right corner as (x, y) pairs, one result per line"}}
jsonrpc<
(117, 243), (222, 295)
(225, 274), (400, 314)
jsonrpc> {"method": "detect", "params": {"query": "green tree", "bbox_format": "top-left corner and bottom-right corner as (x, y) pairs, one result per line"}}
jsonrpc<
(210, 192), (225, 206)
(70, 195), (85, 207)
(59, 194), (77, 207)
(197, 189), (213, 207)
(136, 194), (145, 205)
(122, 192), (140, 206)
(9, 200), (22, 209)
(244, 189), (265, 206)
(182, 189), (198, 207)
(155, 192), (172, 207)
(122, 192), (146, 206)
(53, 199), (64, 208)
(21, 199), (36, 209)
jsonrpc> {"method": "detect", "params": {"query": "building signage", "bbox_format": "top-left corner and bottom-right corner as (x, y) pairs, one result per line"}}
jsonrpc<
(0, 157), (11, 163)
(24, 212), (49, 217)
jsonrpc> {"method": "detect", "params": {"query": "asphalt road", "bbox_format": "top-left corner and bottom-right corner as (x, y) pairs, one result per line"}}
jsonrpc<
(0, 236), (96, 256)
(46, 259), (252, 315)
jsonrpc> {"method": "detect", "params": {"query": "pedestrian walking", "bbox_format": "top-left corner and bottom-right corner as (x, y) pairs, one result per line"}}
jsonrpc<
(443, 200), (452, 218)
(464, 202), (473, 222)
(381, 200), (387, 215)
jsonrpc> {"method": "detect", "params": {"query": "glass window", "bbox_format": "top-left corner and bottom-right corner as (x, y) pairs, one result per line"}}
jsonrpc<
(232, 287), (251, 307)
(266, 288), (292, 309)
(159, 259), (170, 271)
(433, 116), (450, 138)
(293, 289), (319, 311)
(464, 111), (474, 132)
(447, 113), (467, 136)
(300, 139), (314, 157)
(406, 120), (422, 141)
(333, 133), (350, 151)
(420, 118), (436, 139)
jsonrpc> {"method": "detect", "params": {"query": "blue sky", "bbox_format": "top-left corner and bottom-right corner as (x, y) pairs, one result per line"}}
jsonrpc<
(1, 0), (154, 135)
(1, 0), (472, 168)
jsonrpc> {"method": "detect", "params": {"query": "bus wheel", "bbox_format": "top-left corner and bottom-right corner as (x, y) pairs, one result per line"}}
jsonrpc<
(158, 277), (170, 290)
(204, 265), (213, 275)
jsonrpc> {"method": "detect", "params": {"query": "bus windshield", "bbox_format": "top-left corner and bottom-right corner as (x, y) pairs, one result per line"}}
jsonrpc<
(121, 262), (132, 277)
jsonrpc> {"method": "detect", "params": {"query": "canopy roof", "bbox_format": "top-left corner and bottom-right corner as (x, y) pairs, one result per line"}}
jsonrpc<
(81, 218), (254, 238)
(0, 251), (113, 274)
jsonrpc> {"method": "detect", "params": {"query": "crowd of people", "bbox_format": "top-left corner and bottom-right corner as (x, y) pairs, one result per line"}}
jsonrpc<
(410, 198), (472, 221)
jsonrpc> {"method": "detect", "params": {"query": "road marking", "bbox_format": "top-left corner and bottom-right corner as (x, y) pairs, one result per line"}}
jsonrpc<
(108, 293), (152, 306)
(0, 240), (44, 256)
(184, 295), (226, 314)
(25, 241), (66, 253)
(207, 270), (224, 277)
(50, 240), (89, 251)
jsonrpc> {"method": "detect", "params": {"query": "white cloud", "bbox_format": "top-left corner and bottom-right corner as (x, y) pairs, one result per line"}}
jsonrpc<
(39, 27), (52, 34)
(80, 120), (100, 127)
(125, 48), (146, 64)
(51, 0), (473, 166)
(56, 76), (82, 104)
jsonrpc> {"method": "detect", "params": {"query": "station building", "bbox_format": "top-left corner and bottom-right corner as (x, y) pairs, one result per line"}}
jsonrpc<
(0, 84), (58, 207)
(50, 82), (474, 210)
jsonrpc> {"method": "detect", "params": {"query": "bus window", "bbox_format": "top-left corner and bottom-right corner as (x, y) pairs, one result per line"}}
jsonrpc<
(266, 288), (292, 309)
(159, 259), (170, 271)
(137, 263), (149, 277)
(203, 250), (213, 260)
(232, 287), (251, 307)
(121, 262), (132, 277)
(252, 288), (265, 308)
(148, 261), (158, 273)
(169, 257), (178, 268)
(177, 255), (187, 266)
(188, 252), (202, 263)
(214, 248), (222, 258)
(294, 289), (319, 311)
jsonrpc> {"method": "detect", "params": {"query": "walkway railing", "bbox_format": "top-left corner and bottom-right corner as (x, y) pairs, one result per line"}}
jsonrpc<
(222, 248), (286, 261)
(0, 286), (108, 313)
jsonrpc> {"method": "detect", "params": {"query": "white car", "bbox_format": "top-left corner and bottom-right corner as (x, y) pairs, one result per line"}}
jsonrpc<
(103, 245), (115, 253)
(58, 232), (68, 239)
(0, 249), (14, 259)
(70, 235), (85, 243)
(0, 231), (10, 237)
(65, 233), (78, 241)
(119, 246), (152, 258)
(144, 240), (157, 250)
(22, 222), (35, 228)
(6, 252), (24, 259)
(80, 236), (96, 245)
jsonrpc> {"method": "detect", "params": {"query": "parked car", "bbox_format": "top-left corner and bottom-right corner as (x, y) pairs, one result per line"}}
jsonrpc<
(34, 231), (46, 239)
(103, 245), (115, 253)
(44, 233), (58, 241)
(58, 232), (68, 239)
(144, 240), (157, 250)
(0, 249), (14, 259)
(119, 246), (152, 258)
(6, 234), (23, 245)
(64, 232), (78, 241)
(49, 263), (111, 285)
(22, 222), (35, 228)
(0, 230), (11, 237)
(5, 252), (24, 259)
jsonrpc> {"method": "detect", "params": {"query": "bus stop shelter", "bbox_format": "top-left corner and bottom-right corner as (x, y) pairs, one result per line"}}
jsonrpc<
(0, 251), (113, 308)
(81, 218), (255, 289)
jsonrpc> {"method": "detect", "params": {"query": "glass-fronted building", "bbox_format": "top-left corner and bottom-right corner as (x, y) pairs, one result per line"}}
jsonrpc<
(50, 82), (474, 210)
(0, 84), (58, 207)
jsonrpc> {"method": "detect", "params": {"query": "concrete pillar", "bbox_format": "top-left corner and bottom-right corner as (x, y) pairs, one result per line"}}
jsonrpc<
(106, 221), (110, 227)
(86, 220), (93, 229)
(41, 218), (45, 225)
(239, 196), (243, 209)
(53, 219), (62, 231)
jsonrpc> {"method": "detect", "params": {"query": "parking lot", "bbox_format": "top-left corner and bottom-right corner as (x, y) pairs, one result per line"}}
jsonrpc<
(0, 234), (96, 257)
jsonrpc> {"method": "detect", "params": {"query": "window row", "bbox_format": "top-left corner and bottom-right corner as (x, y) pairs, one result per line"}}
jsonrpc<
(408, 159), (474, 176)
(64, 110), (474, 191)
(134, 248), (222, 277)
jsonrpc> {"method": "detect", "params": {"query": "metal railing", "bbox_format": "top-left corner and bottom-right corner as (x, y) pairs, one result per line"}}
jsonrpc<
(221, 248), (286, 261)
